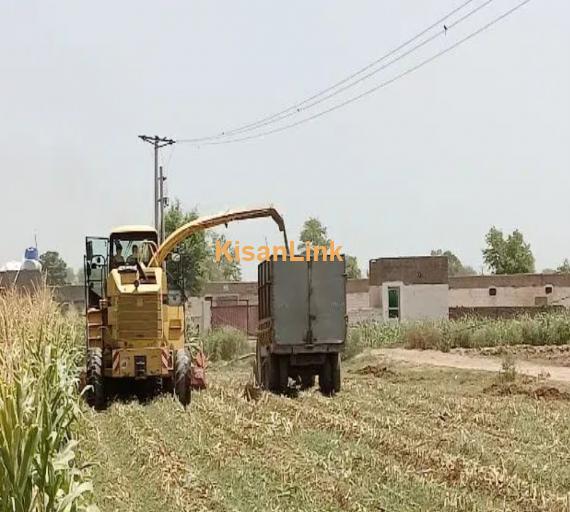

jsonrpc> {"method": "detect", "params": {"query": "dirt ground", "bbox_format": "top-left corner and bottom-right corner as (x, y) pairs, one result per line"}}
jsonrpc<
(79, 354), (570, 512)
(374, 347), (570, 383)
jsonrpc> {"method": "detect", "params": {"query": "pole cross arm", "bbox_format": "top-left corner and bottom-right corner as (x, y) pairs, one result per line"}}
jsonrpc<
(149, 206), (288, 267)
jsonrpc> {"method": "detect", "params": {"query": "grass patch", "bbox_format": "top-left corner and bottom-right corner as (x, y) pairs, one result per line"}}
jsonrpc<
(200, 326), (250, 362)
(346, 313), (570, 357)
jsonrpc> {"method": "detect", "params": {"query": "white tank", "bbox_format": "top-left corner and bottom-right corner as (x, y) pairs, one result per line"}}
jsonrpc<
(21, 259), (41, 271)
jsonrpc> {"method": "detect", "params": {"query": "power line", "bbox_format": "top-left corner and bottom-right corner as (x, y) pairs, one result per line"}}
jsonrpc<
(177, 0), (481, 143)
(187, 0), (496, 142)
(186, 0), (533, 146)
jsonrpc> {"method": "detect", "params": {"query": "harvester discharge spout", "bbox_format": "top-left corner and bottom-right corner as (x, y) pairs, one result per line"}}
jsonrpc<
(149, 206), (288, 267)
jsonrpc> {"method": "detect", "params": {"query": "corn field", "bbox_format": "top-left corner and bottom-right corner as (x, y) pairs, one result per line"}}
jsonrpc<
(346, 313), (570, 356)
(0, 289), (94, 512)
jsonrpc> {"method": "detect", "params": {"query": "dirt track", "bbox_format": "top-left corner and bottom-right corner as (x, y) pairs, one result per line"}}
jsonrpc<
(376, 348), (570, 383)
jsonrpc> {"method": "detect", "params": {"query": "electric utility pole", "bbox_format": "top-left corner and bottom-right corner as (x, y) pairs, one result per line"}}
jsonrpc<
(138, 135), (175, 241)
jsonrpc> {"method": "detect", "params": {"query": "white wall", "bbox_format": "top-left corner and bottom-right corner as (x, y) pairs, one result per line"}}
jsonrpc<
(449, 286), (570, 308)
(381, 281), (448, 321)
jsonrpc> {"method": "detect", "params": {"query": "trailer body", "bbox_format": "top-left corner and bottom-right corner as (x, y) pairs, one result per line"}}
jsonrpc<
(256, 258), (346, 394)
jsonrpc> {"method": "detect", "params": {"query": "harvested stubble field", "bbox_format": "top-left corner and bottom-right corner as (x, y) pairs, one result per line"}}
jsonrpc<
(80, 359), (570, 512)
(3, 291), (570, 512)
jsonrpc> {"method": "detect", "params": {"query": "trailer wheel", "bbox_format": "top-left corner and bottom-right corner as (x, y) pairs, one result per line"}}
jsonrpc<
(174, 349), (191, 407)
(319, 356), (333, 396)
(268, 353), (280, 392)
(332, 354), (341, 393)
(86, 348), (105, 410)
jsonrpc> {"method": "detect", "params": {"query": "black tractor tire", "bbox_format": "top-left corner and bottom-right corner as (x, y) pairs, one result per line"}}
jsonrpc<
(319, 356), (333, 396)
(331, 354), (341, 394)
(174, 349), (191, 407)
(86, 348), (105, 410)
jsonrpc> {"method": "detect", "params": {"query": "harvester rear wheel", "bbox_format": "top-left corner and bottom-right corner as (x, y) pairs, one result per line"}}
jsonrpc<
(86, 348), (105, 410)
(174, 349), (191, 407)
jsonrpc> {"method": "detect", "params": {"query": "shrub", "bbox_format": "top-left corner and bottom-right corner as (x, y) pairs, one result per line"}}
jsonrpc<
(201, 327), (249, 361)
(343, 329), (366, 360)
(403, 323), (444, 351)
(345, 312), (570, 355)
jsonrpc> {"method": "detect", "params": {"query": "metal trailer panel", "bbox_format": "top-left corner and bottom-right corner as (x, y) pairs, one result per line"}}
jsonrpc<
(272, 260), (309, 345)
(267, 259), (346, 348)
(309, 259), (346, 344)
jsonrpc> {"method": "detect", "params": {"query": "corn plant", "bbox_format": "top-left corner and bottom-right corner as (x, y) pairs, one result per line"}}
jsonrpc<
(0, 288), (94, 512)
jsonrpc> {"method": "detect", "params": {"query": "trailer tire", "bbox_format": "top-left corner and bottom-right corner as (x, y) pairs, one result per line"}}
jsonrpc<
(174, 349), (191, 407)
(319, 356), (334, 396)
(86, 348), (105, 410)
(332, 354), (341, 393)
(267, 353), (280, 392)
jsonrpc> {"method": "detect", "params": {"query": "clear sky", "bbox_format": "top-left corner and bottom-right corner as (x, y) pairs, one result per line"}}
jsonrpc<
(1, 0), (568, 280)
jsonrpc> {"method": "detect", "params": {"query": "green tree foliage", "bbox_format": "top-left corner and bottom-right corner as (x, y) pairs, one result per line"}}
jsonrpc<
(482, 227), (535, 274)
(430, 249), (476, 276)
(39, 251), (68, 286)
(346, 255), (362, 279)
(298, 217), (359, 274)
(164, 200), (242, 296)
(298, 217), (329, 250)
(164, 200), (208, 296)
(557, 259), (570, 273)
(203, 232), (242, 282)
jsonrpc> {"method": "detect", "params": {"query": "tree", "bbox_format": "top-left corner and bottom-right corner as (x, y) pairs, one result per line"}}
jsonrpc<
(482, 227), (535, 274)
(164, 200), (209, 296)
(557, 259), (570, 273)
(164, 199), (242, 296)
(346, 255), (362, 279)
(298, 216), (358, 274)
(202, 232), (241, 282)
(430, 249), (476, 276)
(298, 217), (329, 250)
(39, 251), (68, 286)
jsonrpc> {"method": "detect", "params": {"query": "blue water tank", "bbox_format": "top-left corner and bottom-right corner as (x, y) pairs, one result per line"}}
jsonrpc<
(25, 247), (39, 261)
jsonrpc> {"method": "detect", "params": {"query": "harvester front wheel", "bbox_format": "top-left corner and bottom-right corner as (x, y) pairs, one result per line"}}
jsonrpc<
(174, 349), (191, 407)
(86, 348), (105, 410)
